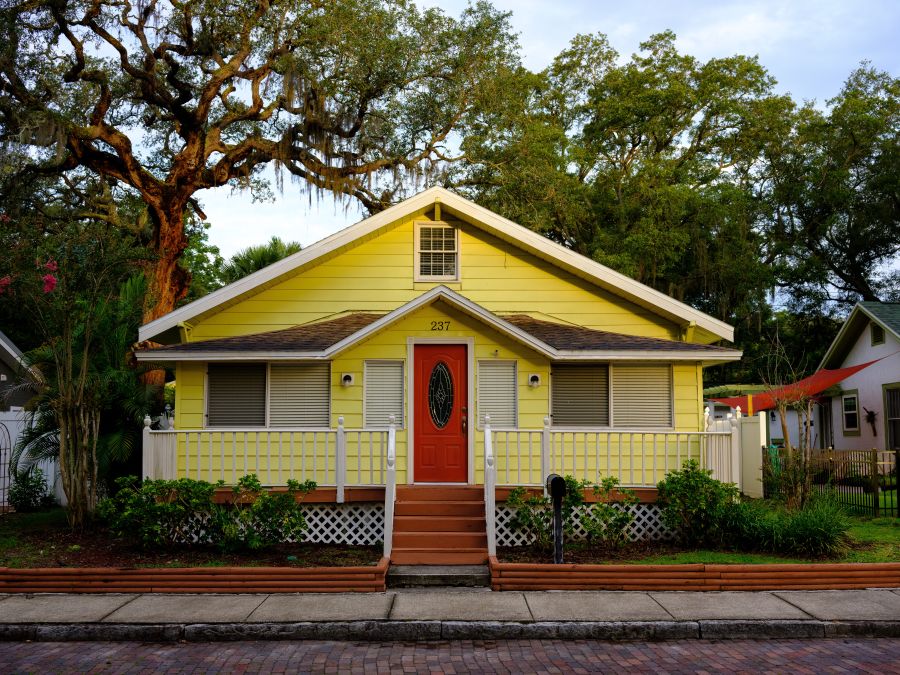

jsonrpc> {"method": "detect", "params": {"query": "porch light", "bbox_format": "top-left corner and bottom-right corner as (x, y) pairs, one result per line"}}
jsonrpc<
(529, 374), (541, 388)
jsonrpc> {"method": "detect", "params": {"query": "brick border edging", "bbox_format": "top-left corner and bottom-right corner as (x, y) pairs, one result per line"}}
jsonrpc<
(489, 557), (900, 591)
(1, 619), (899, 642)
(0, 558), (389, 594)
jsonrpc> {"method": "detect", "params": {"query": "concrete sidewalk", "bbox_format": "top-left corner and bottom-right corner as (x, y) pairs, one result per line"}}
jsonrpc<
(1, 588), (900, 642)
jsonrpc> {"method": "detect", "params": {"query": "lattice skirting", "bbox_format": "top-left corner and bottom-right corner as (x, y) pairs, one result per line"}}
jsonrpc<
(301, 503), (384, 546)
(495, 503), (673, 547)
(166, 503), (385, 546)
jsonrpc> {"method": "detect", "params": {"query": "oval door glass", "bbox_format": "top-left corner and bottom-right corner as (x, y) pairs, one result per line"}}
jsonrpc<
(428, 361), (454, 429)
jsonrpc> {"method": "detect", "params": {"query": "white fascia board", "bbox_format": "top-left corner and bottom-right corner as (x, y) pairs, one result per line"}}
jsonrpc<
(137, 189), (443, 343)
(0, 330), (25, 366)
(139, 186), (734, 344)
(817, 303), (862, 369)
(553, 350), (742, 362)
(134, 351), (331, 362)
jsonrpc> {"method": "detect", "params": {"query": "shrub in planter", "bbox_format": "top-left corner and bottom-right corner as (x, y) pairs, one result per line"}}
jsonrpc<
(8, 467), (54, 512)
(719, 499), (783, 552)
(581, 476), (639, 549)
(98, 476), (222, 547)
(506, 476), (587, 551)
(656, 460), (739, 547)
(780, 497), (851, 557)
(214, 474), (316, 551)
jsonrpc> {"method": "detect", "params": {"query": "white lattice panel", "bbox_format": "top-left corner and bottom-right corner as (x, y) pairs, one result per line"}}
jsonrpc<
(495, 503), (673, 547)
(301, 504), (384, 545)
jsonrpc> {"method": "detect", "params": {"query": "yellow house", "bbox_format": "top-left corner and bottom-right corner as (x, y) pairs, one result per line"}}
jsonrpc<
(137, 187), (741, 563)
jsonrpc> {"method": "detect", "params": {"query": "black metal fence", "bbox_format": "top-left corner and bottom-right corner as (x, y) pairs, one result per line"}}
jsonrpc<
(764, 447), (899, 518)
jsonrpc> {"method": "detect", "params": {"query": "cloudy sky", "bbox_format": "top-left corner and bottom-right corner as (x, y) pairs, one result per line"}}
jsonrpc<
(199, 0), (900, 258)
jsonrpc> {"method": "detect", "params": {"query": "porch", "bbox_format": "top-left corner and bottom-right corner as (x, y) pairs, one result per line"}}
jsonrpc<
(142, 414), (741, 562)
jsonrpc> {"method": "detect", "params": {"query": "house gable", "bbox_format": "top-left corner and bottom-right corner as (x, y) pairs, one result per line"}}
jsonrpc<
(820, 302), (900, 369)
(140, 188), (733, 345)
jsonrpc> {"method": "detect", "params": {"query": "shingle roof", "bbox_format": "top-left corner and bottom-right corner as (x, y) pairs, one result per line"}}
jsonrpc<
(859, 301), (900, 337)
(501, 315), (734, 353)
(142, 309), (734, 358)
(149, 313), (383, 353)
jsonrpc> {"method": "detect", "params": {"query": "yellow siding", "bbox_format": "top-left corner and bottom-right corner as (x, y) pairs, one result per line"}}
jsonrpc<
(189, 216), (676, 340)
(173, 301), (706, 486)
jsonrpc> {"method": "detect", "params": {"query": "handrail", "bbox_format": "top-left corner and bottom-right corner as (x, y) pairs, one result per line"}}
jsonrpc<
(383, 415), (397, 559)
(484, 415), (497, 557)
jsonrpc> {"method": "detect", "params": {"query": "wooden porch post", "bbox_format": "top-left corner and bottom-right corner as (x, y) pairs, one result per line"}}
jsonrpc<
(541, 416), (551, 496)
(141, 415), (152, 480)
(336, 416), (346, 504)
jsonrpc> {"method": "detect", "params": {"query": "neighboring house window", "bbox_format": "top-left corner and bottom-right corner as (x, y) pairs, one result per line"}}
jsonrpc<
(365, 361), (404, 427)
(551, 365), (609, 427)
(478, 361), (517, 428)
(415, 223), (458, 280)
(207, 364), (266, 427)
(871, 323), (885, 346)
(206, 363), (329, 428)
(611, 364), (673, 428)
(842, 393), (859, 433)
(269, 363), (330, 427)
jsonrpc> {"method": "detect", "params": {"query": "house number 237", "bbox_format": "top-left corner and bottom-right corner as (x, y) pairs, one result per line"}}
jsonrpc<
(430, 321), (451, 331)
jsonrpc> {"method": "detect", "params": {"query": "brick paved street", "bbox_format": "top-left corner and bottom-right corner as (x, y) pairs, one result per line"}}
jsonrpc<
(1, 638), (899, 674)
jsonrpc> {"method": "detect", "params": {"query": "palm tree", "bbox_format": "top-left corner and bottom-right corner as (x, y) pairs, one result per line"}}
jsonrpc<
(220, 236), (302, 285)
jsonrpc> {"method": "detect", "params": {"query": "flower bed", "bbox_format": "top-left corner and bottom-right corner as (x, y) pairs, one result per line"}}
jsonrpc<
(0, 557), (389, 593)
(489, 556), (900, 591)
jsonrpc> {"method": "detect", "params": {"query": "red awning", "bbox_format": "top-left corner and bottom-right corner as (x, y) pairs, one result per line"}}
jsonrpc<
(711, 358), (883, 413)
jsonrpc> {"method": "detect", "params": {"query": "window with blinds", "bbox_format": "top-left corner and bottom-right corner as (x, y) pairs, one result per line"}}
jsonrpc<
(364, 361), (404, 427)
(207, 364), (267, 427)
(269, 363), (330, 427)
(478, 361), (517, 427)
(551, 365), (609, 427)
(415, 223), (458, 280)
(611, 364), (673, 428)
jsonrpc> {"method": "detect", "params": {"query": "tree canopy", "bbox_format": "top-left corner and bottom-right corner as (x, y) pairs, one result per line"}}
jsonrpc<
(0, 0), (519, 321)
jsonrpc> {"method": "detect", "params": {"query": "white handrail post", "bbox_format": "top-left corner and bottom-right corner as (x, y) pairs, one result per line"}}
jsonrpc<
(484, 415), (496, 557)
(541, 416), (551, 496)
(704, 406), (710, 431)
(141, 415), (153, 480)
(336, 416), (346, 503)
(730, 411), (742, 490)
(384, 415), (397, 558)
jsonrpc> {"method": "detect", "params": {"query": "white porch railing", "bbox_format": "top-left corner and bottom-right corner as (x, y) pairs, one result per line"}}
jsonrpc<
(142, 416), (389, 503)
(383, 415), (397, 558)
(484, 415), (497, 557)
(488, 416), (738, 488)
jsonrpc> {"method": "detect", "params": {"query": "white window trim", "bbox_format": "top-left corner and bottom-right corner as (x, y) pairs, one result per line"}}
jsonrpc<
(476, 359), (518, 430)
(414, 221), (460, 282)
(548, 363), (675, 431)
(204, 361), (331, 429)
(842, 393), (860, 432)
(363, 359), (406, 429)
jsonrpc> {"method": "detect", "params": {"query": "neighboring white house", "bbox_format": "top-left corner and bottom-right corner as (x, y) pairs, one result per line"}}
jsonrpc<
(705, 389), (813, 449)
(818, 302), (900, 452)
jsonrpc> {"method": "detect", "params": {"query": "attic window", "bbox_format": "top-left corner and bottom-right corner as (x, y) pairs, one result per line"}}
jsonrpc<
(415, 222), (458, 281)
(872, 323), (885, 346)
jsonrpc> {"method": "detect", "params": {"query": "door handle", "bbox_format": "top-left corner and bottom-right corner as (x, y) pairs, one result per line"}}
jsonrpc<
(461, 406), (468, 433)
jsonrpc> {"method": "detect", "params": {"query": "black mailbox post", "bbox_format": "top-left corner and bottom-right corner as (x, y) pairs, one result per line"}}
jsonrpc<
(546, 473), (567, 564)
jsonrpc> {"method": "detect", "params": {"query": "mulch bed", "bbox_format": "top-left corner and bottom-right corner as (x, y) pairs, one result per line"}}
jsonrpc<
(1, 511), (383, 569)
(498, 541), (686, 565)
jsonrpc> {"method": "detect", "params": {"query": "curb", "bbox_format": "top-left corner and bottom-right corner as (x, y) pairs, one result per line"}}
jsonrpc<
(2, 620), (900, 642)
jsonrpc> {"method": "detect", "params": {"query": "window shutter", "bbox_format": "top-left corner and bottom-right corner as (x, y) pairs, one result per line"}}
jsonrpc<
(478, 361), (517, 427)
(269, 363), (330, 427)
(551, 365), (609, 427)
(611, 364), (673, 428)
(207, 364), (266, 427)
(365, 361), (404, 427)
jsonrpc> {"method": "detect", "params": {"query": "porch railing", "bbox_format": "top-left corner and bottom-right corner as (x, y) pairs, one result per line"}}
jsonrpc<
(489, 417), (737, 488)
(142, 416), (389, 502)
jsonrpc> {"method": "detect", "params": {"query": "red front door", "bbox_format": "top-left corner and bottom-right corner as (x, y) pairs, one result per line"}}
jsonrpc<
(414, 344), (468, 483)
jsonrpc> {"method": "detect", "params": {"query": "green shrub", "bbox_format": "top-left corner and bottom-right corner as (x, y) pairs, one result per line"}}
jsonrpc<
(780, 497), (851, 557)
(506, 476), (587, 551)
(656, 460), (739, 547)
(98, 474), (316, 550)
(8, 467), (54, 512)
(581, 476), (638, 549)
(718, 499), (783, 552)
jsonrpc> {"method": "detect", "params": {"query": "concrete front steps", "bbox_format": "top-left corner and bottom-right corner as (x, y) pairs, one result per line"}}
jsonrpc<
(387, 565), (491, 588)
(390, 486), (488, 565)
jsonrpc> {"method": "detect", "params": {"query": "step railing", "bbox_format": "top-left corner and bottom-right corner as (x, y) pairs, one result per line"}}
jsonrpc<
(483, 415), (497, 557)
(384, 415), (397, 558)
